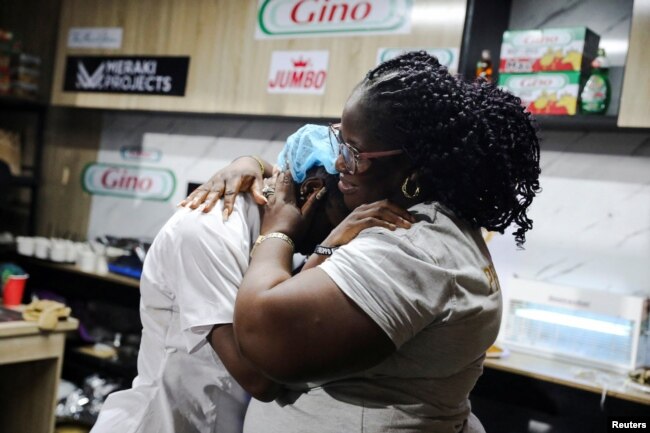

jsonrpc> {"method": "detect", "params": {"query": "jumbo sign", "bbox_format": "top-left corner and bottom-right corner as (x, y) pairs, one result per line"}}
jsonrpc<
(268, 50), (329, 94)
(82, 163), (176, 201)
(256, 0), (413, 39)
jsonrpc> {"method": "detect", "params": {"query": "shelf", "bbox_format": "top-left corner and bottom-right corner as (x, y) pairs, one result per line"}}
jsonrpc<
(1, 175), (36, 188)
(0, 95), (47, 111)
(536, 115), (616, 131)
(36, 258), (140, 288)
(533, 115), (650, 133)
(66, 346), (138, 379)
(485, 350), (650, 406)
(0, 203), (30, 215)
(4, 253), (140, 289)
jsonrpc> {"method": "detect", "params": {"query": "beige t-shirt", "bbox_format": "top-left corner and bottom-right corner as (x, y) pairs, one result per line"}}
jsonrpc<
(244, 202), (501, 433)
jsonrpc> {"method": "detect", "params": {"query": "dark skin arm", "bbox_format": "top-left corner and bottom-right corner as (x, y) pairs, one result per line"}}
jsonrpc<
(180, 156), (274, 216)
(233, 172), (409, 382)
(302, 200), (415, 271)
(208, 324), (283, 402)
(215, 195), (413, 385)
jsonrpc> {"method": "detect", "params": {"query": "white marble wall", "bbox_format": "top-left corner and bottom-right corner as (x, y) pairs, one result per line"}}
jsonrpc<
(90, 112), (650, 299)
(489, 130), (650, 297)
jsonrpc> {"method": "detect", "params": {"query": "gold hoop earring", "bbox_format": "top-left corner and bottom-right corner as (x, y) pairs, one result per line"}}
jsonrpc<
(401, 177), (420, 199)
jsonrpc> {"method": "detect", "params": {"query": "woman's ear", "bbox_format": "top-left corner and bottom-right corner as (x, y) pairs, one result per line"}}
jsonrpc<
(299, 177), (326, 199)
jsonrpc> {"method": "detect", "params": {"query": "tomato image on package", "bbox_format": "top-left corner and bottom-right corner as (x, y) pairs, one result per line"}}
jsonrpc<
(499, 27), (599, 75)
(499, 72), (580, 116)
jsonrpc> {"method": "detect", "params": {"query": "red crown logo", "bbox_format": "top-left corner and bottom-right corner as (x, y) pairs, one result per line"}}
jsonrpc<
(292, 57), (310, 68)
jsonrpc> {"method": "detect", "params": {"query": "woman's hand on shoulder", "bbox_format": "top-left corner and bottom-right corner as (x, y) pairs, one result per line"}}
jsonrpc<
(179, 156), (269, 217)
(322, 200), (415, 248)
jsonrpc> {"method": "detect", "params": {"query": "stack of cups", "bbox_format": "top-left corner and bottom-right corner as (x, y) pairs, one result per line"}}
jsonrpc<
(15, 236), (117, 276)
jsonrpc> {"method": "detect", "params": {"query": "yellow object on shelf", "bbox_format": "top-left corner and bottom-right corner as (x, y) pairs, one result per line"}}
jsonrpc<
(22, 299), (71, 330)
(486, 344), (510, 359)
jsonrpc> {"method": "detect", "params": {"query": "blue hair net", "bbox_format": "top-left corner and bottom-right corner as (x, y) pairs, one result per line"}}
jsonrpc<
(276, 124), (338, 183)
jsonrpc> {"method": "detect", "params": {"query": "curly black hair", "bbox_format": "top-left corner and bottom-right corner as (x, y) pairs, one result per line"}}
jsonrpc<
(357, 51), (541, 247)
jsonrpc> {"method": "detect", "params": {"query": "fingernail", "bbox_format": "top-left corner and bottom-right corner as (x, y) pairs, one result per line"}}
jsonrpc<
(316, 187), (327, 200)
(401, 218), (412, 227)
(222, 209), (229, 221)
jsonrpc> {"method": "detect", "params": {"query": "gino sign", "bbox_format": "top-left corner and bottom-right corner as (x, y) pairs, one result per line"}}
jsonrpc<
(82, 163), (176, 201)
(256, 0), (413, 39)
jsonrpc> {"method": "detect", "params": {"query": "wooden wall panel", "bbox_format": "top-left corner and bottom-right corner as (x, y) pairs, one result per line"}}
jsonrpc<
(618, 0), (650, 128)
(51, 0), (467, 117)
(36, 107), (102, 238)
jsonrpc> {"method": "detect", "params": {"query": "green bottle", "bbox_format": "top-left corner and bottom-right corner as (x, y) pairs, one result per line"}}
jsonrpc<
(580, 48), (610, 114)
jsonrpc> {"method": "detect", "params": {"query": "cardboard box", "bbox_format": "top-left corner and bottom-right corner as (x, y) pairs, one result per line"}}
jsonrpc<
(499, 27), (599, 75)
(499, 71), (581, 116)
(0, 128), (21, 176)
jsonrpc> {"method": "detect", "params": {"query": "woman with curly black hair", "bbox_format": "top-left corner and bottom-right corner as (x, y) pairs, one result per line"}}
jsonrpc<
(185, 51), (541, 433)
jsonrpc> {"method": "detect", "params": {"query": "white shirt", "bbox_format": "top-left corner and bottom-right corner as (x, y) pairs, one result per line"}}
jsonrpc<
(244, 202), (500, 433)
(92, 196), (261, 433)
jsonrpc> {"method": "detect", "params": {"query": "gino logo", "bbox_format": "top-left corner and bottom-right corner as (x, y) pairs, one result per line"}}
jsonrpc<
(82, 163), (176, 201)
(506, 74), (568, 90)
(512, 30), (572, 47)
(257, 0), (413, 37)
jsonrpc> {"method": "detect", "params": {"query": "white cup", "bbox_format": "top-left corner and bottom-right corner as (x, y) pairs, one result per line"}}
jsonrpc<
(65, 241), (77, 263)
(95, 255), (109, 275)
(50, 240), (67, 262)
(16, 236), (35, 256)
(34, 237), (50, 259)
(77, 250), (96, 273)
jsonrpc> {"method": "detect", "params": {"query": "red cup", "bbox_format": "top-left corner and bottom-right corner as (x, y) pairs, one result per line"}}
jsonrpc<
(2, 274), (29, 306)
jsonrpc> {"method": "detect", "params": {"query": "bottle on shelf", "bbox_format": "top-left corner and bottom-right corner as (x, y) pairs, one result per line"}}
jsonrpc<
(580, 48), (610, 115)
(476, 49), (493, 82)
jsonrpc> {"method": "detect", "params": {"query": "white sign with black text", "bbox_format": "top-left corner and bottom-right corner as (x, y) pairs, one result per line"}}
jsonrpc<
(63, 56), (190, 96)
(67, 27), (123, 49)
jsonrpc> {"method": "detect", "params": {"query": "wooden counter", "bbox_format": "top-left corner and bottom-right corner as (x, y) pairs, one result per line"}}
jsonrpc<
(485, 350), (650, 406)
(0, 313), (79, 433)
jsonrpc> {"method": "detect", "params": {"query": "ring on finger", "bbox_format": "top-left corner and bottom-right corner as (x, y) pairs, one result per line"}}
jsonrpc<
(262, 185), (275, 199)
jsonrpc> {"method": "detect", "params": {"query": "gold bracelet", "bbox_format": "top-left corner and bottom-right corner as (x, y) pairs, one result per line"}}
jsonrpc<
(250, 232), (294, 257)
(249, 155), (266, 177)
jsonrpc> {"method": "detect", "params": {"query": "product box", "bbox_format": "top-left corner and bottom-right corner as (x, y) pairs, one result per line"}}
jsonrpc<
(499, 71), (581, 116)
(499, 27), (599, 75)
(0, 128), (21, 176)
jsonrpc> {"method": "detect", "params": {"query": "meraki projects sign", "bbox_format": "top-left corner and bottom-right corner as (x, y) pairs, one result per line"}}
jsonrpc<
(256, 0), (413, 38)
(63, 56), (190, 96)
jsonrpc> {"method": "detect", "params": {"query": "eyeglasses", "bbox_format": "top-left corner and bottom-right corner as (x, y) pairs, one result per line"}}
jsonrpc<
(328, 123), (404, 175)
